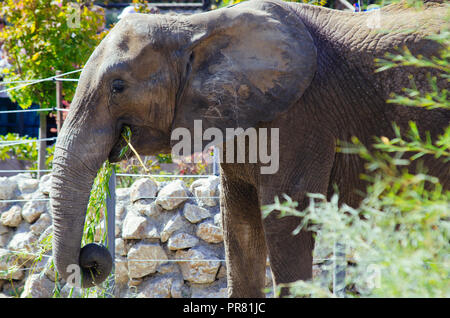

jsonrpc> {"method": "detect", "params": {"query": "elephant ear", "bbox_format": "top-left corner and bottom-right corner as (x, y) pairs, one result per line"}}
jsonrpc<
(172, 1), (317, 135)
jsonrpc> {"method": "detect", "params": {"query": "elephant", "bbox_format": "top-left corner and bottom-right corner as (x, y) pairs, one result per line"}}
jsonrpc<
(50, 0), (449, 297)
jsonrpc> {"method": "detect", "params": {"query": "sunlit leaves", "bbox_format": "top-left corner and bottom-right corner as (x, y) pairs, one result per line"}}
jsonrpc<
(0, 0), (106, 109)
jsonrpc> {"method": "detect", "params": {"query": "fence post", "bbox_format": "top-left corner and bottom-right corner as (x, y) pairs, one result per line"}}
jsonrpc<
(213, 146), (219, 176)
(37, 111), (47, 179)
(55, 70), (62, 133)
(333, 241), (346, 297)
(105, 169), (116, 296)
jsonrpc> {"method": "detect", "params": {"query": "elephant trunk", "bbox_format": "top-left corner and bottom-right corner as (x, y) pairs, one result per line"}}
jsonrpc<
(50, 110), (114, 288)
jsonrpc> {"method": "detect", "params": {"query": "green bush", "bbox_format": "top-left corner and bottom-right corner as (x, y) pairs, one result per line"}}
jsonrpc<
(0, 132), (54, 169)
(0, 0), (106, 109)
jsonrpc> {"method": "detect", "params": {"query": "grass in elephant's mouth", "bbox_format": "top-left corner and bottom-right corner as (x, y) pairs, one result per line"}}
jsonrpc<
(120, 125), (149, 173)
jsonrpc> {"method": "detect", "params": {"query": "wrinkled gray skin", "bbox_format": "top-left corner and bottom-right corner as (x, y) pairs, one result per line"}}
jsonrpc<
(51, 0), (449, 296)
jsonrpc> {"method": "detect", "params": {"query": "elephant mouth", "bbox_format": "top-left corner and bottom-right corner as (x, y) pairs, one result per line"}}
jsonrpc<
(109, 138), (130, 163)
(108, 124), (172, 163)
(109, 138), (131, 163)
(108, 124), (134, 163)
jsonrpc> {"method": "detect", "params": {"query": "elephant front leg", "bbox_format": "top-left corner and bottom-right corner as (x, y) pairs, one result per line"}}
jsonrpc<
(260, 136), (336, 297)
(220, 174), (267, 298)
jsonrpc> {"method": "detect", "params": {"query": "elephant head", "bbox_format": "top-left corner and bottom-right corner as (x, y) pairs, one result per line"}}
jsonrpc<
(50, 0), (317, 287)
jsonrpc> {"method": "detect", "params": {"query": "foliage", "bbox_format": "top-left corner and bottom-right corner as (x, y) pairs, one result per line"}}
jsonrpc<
(0, 0), (106, 109)
(263, 125), (449, 297)
(0, 133), (37, 162)
(376, 31), (449, 111)
(0, 133), (54, 169)
(263, 13), (449, 298)
(131, 0), (154, 13)
(84, 161), (113, 247)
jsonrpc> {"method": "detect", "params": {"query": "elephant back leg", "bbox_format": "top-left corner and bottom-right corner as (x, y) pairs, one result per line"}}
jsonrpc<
(220, 172), (267, 298)
(259, 135), (336, 296)
(262, 206), (315, 296)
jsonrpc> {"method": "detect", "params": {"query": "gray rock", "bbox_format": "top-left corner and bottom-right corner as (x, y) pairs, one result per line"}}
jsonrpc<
(1, 205), (22, 227)
(144, 202), (163, 217)
(22, 199), (47, 223)
(0, 233), (10, 248)
(7, 223), (37, 254)
(156, 180), (189, 210)
(157, 262), (181, 275)
(116, 202), (127, 221)
(116, 187), (131, 202)
(190, 176), (219, 207)
(0, 223), (9, 235)
(0, 177), (18, 200)
(191, 283), (228, 298)
(21, 273), (55, 298)
(115, 256), (129, 286)
(44, 258), (59, 282)
(127, 242), (168, 279)
(128, 277), (143, 287)
(122, 213), (147, 239)
(115, 238), (127, 256)
(38, 174), (52, 196)
(8, 173), (32, 181)
(17, 177), (39, 195)
(171, 277), (189, 298)
(0, 223), (10, 247)
(216, 263), (227, 280)
(115, 222), (122, 238)
(160, 212), (187, 243)
(0, 248), (24, 280)
(183, 203), (210, 223)
(29, 213), (52, 236)
(133, 201), (161, 218)
(213, 213), (222, 227)
(176, 246), (221, 284)
(121, 212), (159, 240)
(196, 221), (223, 243)
(31, 257), (58, 282)
(136, 275), (174, 298)
(130, 178), (158, 203)
(38, 226), (53, 246)
(1, 279), (25, 297)
(167, 233), (199, 251)
(115, 203), (127, 238)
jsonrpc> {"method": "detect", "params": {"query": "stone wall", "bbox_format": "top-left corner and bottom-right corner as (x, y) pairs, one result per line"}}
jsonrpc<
(0, 173), (274, 298)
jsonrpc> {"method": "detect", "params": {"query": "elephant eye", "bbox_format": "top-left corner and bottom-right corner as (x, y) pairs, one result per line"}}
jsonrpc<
(111, 79), (125, 94)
